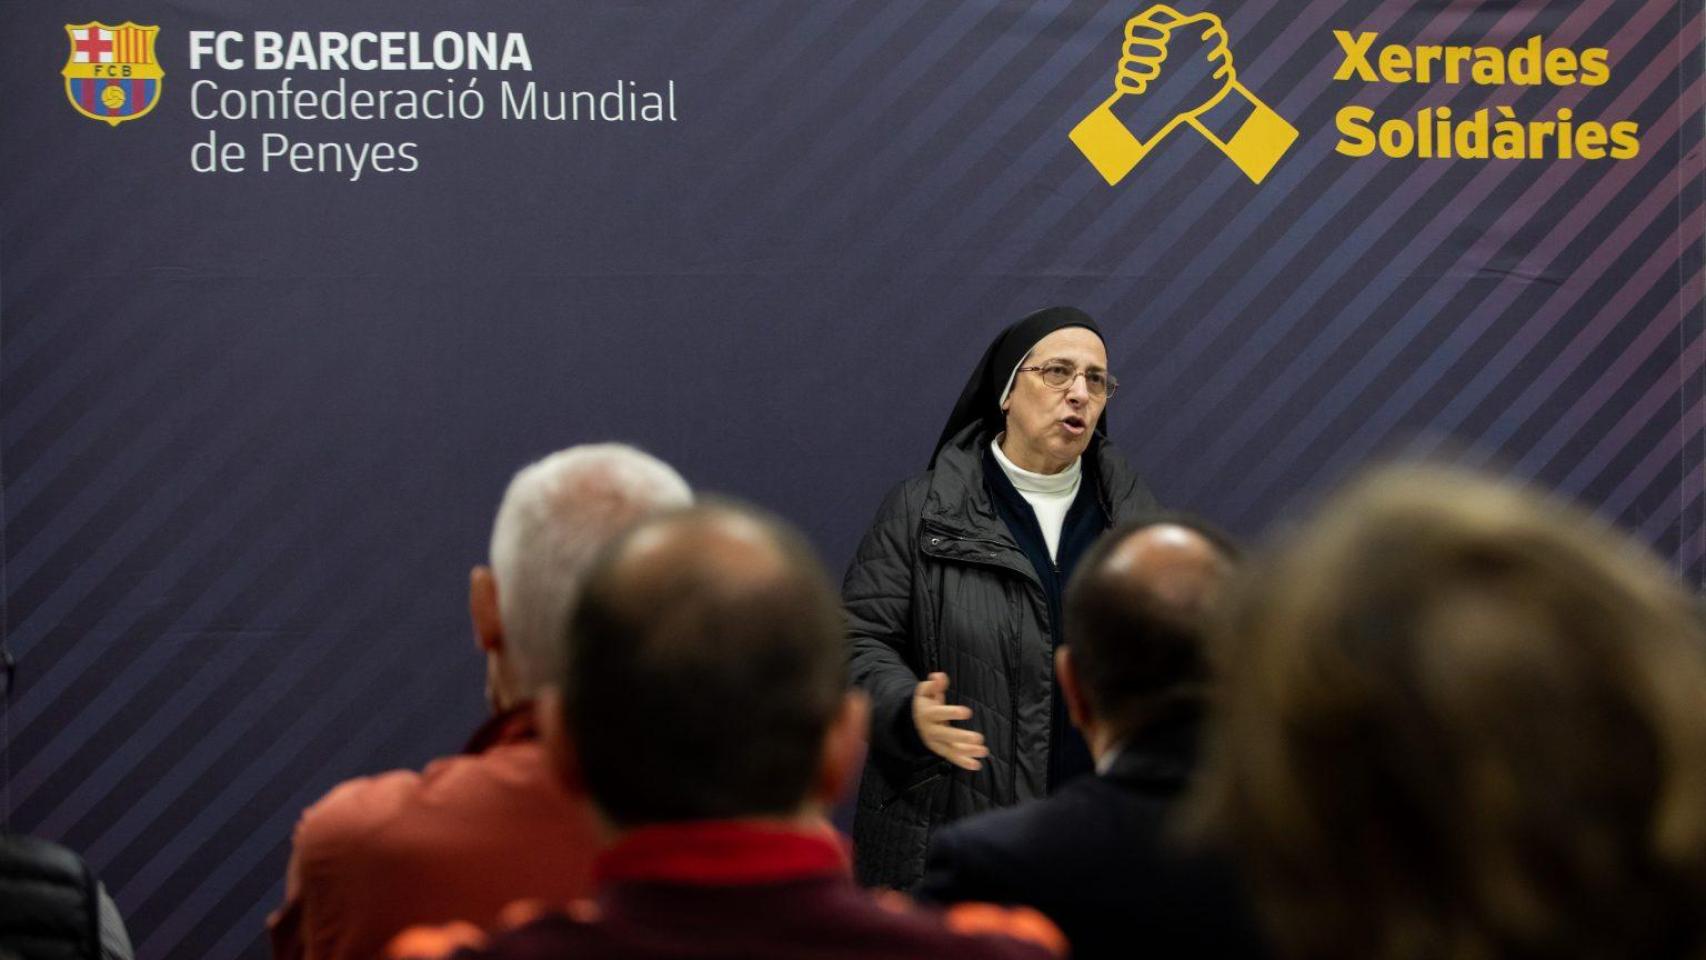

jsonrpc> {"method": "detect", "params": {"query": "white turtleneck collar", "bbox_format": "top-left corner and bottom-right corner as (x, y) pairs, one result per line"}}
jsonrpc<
(991, 437), (1081, 493)
(991, 437), (1082, 561)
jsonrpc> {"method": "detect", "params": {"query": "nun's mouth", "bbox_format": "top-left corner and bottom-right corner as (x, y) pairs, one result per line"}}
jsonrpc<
(1059, 415), (1087, 436)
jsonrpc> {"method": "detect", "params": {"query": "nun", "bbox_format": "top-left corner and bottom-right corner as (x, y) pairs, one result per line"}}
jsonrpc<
(844, 306), (1159, 890)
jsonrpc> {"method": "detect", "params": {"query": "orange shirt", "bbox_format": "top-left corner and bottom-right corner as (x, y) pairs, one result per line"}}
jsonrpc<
(268, 707), (601, 960)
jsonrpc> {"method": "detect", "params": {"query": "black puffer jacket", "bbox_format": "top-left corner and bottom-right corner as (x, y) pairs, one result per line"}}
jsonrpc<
(0, 835), (130, 960)
(845, 424), (1157, 889)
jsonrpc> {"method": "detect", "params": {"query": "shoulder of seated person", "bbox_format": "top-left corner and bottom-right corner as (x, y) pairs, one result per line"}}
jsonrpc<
(944, 786), (1096, 845)
(934, 786), (1124, 882)
(945, 902), (1068, 957)
(872, 890), (1067, 957)
(294, 764), (432, 851)
(384, 900), (596, 960)
(298, 744), (556, 852)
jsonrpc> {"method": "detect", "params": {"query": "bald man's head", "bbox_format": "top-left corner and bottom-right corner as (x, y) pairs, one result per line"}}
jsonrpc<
(1065, 516), (1239, 739)
(558, 503), (848, 827)
(596, 508), (797, 640)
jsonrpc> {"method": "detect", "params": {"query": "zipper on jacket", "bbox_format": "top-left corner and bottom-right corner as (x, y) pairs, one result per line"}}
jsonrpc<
(923, 530), (1010, 552)
(920, 525), (1040, 587)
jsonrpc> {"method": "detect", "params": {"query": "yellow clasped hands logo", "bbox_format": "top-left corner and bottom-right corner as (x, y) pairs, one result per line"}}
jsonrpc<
(1070, 5), (1297, 185)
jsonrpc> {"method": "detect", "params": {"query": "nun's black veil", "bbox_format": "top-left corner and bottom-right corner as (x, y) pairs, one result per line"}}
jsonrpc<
(928, 306), (1107, 468)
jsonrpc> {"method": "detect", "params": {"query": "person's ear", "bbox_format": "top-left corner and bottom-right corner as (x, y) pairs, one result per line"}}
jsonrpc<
(1057, 646), (1092, 731)
(470, 566), (503, 654)
(535, 687), (587, 797)
(816, 690), (869, 805)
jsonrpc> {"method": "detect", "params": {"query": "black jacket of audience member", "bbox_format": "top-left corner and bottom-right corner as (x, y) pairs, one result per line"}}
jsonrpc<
(846, 422), (1156, 890)
(916, 711), (1269, 960)
(0, 834), (133, 960)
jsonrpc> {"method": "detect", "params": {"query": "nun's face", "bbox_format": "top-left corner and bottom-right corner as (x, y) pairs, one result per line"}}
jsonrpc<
(1000, 327), (1109, 474)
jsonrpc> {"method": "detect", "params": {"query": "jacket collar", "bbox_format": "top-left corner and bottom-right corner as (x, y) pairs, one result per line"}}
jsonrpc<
(922, 423), (1147, 545)
(920, 424), (1008, 541)
(1101, 710), (1202, 794)
(460, 702), (539, 755)
(594, 821), (851, 887)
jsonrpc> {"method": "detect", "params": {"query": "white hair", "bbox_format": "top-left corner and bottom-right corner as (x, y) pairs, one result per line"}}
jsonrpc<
(488, 443), (692, 696)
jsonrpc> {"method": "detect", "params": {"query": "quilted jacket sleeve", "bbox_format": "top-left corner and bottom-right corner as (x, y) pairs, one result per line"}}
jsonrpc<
(845, 479), (934, 769)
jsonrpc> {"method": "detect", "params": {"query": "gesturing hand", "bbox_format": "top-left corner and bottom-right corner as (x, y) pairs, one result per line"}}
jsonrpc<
(913, 672), (988, 772)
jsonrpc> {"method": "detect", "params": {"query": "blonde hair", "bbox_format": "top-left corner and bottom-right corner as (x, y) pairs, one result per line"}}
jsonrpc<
(1190, 465), (1706, 960)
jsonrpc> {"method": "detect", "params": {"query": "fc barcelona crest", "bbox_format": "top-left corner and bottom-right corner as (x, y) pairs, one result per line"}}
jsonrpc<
(63, 22), (163, 126)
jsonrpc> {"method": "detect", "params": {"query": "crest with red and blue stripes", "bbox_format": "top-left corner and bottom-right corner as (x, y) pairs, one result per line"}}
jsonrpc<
(62, 22), (164, 126)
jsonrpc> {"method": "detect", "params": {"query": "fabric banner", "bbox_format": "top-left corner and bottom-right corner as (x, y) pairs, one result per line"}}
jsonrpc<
(1, 2), (1699, 956)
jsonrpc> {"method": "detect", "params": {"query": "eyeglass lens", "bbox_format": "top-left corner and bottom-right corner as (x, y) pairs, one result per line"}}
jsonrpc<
(1039, 364), (1113, 396)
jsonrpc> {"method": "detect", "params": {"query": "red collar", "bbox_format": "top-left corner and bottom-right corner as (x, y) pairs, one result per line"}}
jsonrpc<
(461, 702), (539, 754)
(595, 821), (851, 887)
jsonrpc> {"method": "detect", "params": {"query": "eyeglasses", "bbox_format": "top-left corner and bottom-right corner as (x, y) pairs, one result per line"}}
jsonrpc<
(1016, 362), (1118, 399)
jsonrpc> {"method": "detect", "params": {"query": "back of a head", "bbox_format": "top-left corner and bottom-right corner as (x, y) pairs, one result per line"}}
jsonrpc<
(560, 503), (848, 827)
(1194, 466), (1706, 960)
(1064, 515), (1239, 739)
(488, 444), (692, 697)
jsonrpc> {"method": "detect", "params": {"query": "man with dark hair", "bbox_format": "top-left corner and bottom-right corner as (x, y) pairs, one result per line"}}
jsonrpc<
(918, 515), (1268, 959)
(393, 504), (1067, 960)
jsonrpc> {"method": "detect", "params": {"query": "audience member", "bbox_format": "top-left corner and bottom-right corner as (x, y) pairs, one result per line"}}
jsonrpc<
(1191, 466), (1706, 960)
(0, 834), (133, 960)
(391, 503), (1068, 959)
(268, 444), (691, 960)
(918, 515), (1269, 958)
